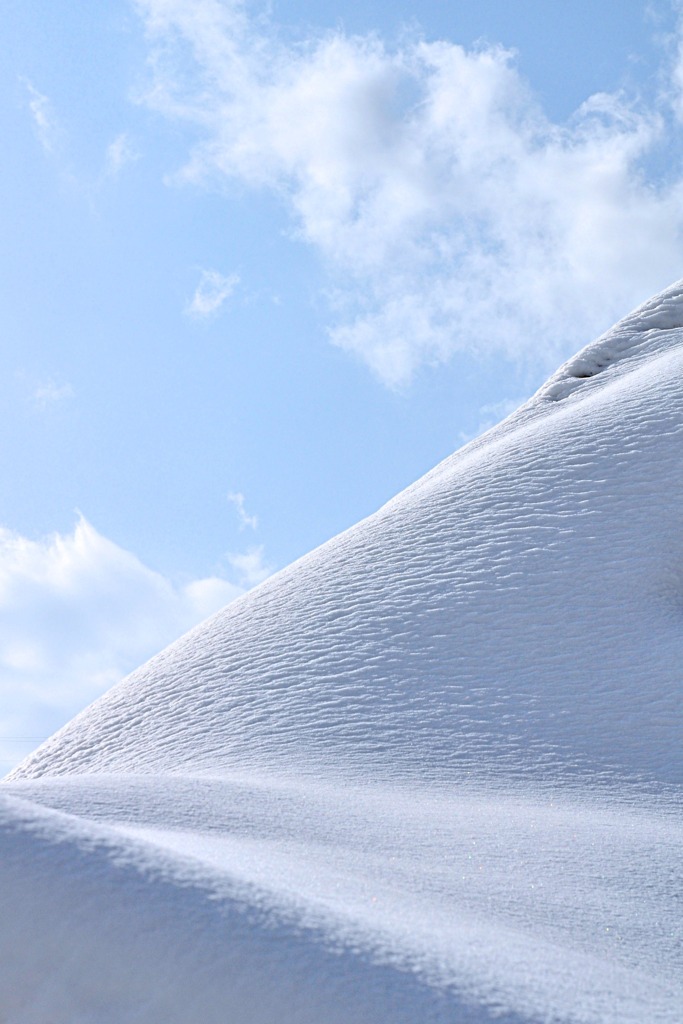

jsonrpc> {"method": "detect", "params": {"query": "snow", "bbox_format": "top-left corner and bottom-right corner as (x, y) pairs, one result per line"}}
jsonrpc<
(2, 281), (683, 1022)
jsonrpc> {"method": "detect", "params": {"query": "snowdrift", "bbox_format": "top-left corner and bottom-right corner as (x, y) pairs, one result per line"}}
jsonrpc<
(2, 282), (683, 1023)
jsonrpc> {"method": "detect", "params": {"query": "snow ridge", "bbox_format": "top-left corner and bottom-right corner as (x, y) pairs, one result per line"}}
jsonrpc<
(2, 281), (683, 1023)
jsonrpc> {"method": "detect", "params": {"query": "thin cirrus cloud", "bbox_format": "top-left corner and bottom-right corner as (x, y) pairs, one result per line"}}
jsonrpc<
(186, 269), (240, 318)
(0, 516), (271, 776)
(133, 0), (683, 387)
(22, 79), (138, 191)
(226, 546), (272, 588)
(22, 78), (60, 155)
(458, 397), (527, 447)
(227, 491), (258, 530)
(104, 132), (140, 178)
(33, 380), (74, 410)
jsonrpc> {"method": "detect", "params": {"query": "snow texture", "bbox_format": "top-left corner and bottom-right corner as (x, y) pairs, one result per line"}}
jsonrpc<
(2, 281), (683, 1022)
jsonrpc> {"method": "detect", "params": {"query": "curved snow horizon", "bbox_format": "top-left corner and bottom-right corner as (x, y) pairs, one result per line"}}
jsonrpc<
(2, 281), (683, 1022)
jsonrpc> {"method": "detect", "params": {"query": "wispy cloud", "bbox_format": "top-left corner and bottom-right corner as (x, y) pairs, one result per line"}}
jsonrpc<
(458, 397), (526, 446)
(134, 0), (683, 386)
(227, 491), (258, 530)
(0, 516), (272, 775)
(226, 545), (272, 588)
(33, 380), (74, 410)
(22, 78), (60, 154)
(21, 79), (138, 200)
(104, 132), (139, 177)
(186, 268), (240, 318)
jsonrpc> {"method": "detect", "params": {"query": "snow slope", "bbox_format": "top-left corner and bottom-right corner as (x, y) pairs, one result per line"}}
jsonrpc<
(2, 281), (683, 1022)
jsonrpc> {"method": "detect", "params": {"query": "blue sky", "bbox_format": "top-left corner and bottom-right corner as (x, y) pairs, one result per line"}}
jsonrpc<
(3, 0), (683, 769)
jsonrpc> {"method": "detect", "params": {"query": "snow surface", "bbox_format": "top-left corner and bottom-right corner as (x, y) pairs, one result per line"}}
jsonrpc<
(2, 281), (683, 1022)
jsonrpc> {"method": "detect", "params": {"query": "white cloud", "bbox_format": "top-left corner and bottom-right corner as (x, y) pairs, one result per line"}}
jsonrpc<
(0, 516), (272, 776)
(227, 491), (258, 529)
(226, 545), (272, 588)
(33, 380), (74, 409)
(105, 132), (139, 177)
(186, 268), (240, 317)
(22, 78), (60, 154)
(134, 0), (683, 386)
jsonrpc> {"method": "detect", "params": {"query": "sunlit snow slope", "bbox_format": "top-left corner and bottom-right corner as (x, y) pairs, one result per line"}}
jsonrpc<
(2, 282), (683, 1023)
